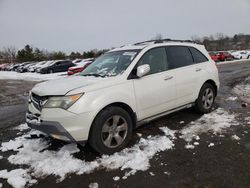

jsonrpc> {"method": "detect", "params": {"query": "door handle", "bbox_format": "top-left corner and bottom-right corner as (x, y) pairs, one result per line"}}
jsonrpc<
(164, 76), (173, 81)
(196, 68), (202, 72)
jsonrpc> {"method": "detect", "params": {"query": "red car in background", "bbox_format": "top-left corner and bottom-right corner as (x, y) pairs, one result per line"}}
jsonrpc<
(222, 51), (234, 61)
(67, 59), (94, 75)
(209, 51), (234, 62)
(209, 52), (220, 62)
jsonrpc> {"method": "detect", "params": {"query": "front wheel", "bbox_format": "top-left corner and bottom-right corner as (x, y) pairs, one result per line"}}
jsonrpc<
(89, 106), (133, 154)
(195, 83), (216, 114)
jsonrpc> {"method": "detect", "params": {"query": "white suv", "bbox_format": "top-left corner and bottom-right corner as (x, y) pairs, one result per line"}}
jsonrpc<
(26, 39), (219, 154)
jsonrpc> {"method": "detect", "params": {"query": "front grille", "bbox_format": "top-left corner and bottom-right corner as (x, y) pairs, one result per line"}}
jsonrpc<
(31, 93), (48, 111)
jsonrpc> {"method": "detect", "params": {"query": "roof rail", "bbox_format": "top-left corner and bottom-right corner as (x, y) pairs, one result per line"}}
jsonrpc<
(134, 38), (200, 46)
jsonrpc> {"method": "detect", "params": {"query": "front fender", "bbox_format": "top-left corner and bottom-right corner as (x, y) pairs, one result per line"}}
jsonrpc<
(68, 82), (136, 118)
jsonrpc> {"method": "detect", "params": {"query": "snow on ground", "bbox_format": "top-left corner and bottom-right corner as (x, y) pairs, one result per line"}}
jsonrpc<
(0, 108), (240, 187)
(89, 182), (99, 188)
(180, 108), (239, 143)
(227, 96), (238, 101)
(0, 169), (34, 188)
(231, 135), (240, 141)
(0, 126), (175, 187)
(233, 77), (250, 103)
(0, 71), (67, 81)
(208, 143), (215, 147)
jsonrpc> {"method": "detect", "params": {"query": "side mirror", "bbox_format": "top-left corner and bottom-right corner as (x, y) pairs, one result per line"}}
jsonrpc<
(136, 64), (150, 78)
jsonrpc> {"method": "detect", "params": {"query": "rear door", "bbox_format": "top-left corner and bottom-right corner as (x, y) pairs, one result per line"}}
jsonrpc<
(165, 46), (204, 106)
(132, 47), (176, 120)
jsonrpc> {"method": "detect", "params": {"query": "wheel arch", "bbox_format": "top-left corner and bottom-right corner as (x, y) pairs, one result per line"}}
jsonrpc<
(92, 102), (137, 129)
(201, 79), (218, 96)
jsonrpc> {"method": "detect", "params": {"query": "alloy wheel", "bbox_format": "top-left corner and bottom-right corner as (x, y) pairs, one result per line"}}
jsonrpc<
(101, 115), (128, 148)
(202, 88), (214, 109)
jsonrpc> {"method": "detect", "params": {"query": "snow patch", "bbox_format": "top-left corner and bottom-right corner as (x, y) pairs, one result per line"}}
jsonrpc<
(113, 176), (120, 181)
(233, 77), (250, 103)
(0, 169), (32, 188)
(208, 143), (215, 147)
(89, 182), (99, 188)
(13, 124), (29, 131)
(231, 135), (240, 141)
(193, 142), (199, 146)
(185, 144), (195, 149)
(227, 96), (238, 101)
(180, 108), (238, 142)
(0, 126), (175, 182)
(0, 71), (66, 81)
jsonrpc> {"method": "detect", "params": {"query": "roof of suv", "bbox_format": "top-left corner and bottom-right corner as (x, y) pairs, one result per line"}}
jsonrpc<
(110, 39), (203, 52)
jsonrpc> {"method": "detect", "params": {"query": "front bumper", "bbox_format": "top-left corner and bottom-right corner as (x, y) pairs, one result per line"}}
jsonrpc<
(26, 112), (76, 142)
(26, 102), (96, 142)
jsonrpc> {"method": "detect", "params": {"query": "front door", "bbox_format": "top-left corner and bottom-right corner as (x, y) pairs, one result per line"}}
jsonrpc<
(132, 47), (176, 120)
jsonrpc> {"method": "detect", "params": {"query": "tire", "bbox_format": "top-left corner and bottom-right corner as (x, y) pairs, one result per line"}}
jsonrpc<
(89, 106), (133, 154)
(248, 55), (250, 59)
(195, 83), (216, 114)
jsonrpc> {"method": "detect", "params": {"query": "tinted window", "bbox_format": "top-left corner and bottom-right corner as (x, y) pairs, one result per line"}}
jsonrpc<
(166, 46), (193, 69)
(137, 47), (168, 75)
(189, 47), (208, 63)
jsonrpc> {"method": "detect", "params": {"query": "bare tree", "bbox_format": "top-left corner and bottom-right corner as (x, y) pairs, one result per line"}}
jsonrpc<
(191, 35), (201, 43)
(2, 46), (17, 63)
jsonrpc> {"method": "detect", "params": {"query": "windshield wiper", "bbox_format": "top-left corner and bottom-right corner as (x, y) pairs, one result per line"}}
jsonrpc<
(82, 73), (105, 77)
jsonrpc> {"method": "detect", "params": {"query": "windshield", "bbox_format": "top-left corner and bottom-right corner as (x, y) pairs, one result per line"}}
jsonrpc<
(79, 50), (140, 77)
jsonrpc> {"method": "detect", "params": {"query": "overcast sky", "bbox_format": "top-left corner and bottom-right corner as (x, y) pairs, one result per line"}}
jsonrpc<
(0, 0), (250, 53)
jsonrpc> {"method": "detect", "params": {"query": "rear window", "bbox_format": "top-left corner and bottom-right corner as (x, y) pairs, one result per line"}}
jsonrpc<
(189, 47), (208, 63)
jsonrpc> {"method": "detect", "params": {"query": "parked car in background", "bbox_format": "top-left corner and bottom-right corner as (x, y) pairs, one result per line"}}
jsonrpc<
(36, 61), (54, 73)
(221, 51), (234, 61)
(209, 52), (220, 62)
(231, 51), (250, 59)
(216, 52), (227, 61)
(72, 59), (83, 64)
(0, 64), (7, 71)
(16, 62), (33, 73)
(67, 58), (94, 75)
(40, 60), (74, 74)
(27, 39), (219, 154)
(27, 61), (45, 72)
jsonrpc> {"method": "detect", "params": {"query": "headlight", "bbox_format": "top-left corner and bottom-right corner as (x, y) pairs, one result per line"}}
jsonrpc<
(43, 93), (83, 109)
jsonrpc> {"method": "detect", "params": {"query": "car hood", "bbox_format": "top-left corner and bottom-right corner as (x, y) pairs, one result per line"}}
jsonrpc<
(32, 75), (112, 96)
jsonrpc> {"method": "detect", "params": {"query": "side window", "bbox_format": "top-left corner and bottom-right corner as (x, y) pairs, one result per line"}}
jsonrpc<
(166, 46), (194, 69)
(137, 47), (168, 75)
(189, 47), (208, 63)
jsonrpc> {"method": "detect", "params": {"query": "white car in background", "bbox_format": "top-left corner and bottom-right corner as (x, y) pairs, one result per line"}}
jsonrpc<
(27, 39), (219, 154)
(231, 51), (250, 59)
(36, 60), (55, 73)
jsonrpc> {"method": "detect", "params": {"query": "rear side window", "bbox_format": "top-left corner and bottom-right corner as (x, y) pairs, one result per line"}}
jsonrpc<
(165, 46), (194, 69)
(189, 47), (208, 63)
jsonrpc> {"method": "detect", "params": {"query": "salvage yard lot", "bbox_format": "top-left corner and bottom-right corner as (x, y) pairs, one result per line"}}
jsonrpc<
(0, 60), (249, 188)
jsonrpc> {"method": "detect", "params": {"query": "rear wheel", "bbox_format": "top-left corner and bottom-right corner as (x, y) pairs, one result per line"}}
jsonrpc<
(89, 106), (133, 154)
(195, 83), (215, 114)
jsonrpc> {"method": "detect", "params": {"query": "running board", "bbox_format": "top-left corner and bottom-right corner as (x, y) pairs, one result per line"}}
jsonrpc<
(136, 103), (194, 127)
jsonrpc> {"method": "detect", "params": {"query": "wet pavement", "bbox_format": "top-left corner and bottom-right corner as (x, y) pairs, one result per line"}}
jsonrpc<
(0, 61), (250, 188)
